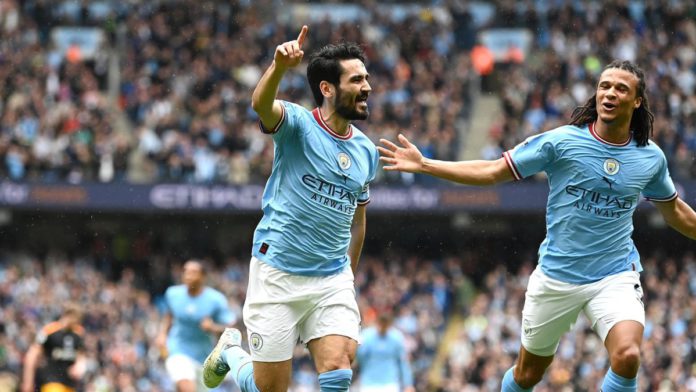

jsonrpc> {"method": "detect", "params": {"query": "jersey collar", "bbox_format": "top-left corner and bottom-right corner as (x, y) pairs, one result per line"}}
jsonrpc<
(589, 122), (632, 147)
(312, 108), (353, 140)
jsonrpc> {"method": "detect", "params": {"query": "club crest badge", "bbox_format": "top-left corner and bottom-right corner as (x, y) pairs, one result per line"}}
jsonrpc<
(603, 158), (620, 175)
(337, 152), (351, 170)
(250, 333), (263, 351)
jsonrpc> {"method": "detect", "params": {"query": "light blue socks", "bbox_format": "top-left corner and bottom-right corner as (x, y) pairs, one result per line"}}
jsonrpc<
(501, 367), (532, 392)
(221, 349), (353, 392)
(223, 347), (260, 392)
(601, 367), (637, 392)
(318, 369), (353, 392)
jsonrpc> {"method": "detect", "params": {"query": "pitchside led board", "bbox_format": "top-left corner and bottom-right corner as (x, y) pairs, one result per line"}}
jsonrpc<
(0, 181), (690, 215)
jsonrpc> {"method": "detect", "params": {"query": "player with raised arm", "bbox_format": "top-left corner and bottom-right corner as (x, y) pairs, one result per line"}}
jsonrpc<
(202, 25), (378, 392)
(378, 60), (696, 392)
(155, 260), (236, 392)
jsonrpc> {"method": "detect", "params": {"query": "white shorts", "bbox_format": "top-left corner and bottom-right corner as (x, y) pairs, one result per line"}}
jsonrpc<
(165, 354), (200, 383)
(521, 267), (645, 357)
(359, 384), (399, 392)
(243, 257), (361, 362)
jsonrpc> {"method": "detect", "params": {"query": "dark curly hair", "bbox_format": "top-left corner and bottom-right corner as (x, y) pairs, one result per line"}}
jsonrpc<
(569, 60), (654, 147)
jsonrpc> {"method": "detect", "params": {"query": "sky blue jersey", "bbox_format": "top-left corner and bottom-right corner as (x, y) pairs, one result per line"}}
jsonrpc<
(504, 123), (677, 284)
(252, 101), (379, 276)
(357, 327), (414, 388)
(164, 285), (235, 363)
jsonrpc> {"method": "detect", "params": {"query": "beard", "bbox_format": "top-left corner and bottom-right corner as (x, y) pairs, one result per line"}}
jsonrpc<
(335, 88), (369, 120)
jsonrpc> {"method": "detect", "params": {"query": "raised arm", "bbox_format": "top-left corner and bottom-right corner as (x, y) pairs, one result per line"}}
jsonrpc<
(251, 25), (308, 130)
(378, 134), (514, 186)
(653, 197), (696, 240)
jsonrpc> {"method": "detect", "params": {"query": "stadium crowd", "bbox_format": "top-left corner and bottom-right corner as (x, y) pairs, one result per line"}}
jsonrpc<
(481, 0), (696, 182)
(0, 0), (473, 185)
(0, 247), (450, 391)
(2, 1), (696, 185)
(3, 244), (696, 391)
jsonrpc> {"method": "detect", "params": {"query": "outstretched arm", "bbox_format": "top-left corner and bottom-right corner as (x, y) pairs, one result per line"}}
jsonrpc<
(653, 197), (696, 239)
(378, 134), (515, 186)
(251, 25), (308, 131)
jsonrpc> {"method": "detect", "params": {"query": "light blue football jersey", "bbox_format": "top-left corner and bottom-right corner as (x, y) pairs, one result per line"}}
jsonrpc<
(252, 101), (379, 276)
(357, 327), (414, 388)
(504, 122), (677, 284)
(164, 285), (235, 363)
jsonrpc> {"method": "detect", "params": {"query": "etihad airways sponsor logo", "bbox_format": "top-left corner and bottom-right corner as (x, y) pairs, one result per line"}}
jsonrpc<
(302, 174), (358, 213)
(565, 184), (636, 218)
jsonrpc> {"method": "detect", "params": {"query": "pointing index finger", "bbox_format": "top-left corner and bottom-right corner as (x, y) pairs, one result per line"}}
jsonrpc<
(297, 25), (308, 47)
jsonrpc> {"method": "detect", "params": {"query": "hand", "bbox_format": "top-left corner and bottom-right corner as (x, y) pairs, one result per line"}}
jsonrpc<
(67, 362), (85, 380)
(155, 333), (168, 358)
(404, 387), (416, 392)
(155, 333), (167, 350)
(20, 381), (34, 392)
(274, 25), (308, 70)
(378, 134), (425, 173)
(200, 317), (216, 333)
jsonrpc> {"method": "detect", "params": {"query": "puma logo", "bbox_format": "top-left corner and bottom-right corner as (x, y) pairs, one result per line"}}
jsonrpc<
(602, 176), (614, 189)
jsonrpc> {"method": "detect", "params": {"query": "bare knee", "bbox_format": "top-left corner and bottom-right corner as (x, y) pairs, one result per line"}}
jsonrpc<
(175, 380), (196, 392)
(253, 366), (291, 392)
(253, 376), (289, 392)
(309, 335), (357, 373)
(610, 343), (641, 376)
(318, 355), (352, 373)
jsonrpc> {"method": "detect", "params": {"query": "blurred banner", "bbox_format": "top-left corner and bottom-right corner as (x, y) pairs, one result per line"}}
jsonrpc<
(0, 181), (690, 214)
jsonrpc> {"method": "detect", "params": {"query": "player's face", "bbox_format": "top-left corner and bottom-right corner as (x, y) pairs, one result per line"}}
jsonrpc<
(334, 59), (371, 121)
(182, 262), (204, 288)
(595, 68), (642, 125)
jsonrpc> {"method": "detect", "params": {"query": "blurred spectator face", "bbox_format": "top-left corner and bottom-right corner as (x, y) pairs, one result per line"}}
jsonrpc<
(334, 59), (371, 121)
(182, 260), (205, 290)
(595, 68), (641, 126)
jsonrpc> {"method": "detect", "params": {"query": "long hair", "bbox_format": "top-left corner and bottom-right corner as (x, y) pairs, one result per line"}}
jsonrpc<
(307, 42), (366, 106)
(569, 60), (654, 146)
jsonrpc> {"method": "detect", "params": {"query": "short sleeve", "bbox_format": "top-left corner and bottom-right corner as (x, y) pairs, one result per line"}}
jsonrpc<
(503, 132), (558, 180)
(260, 101), (304, 144)
(35, 329), (48, 345)
(643, 149), (678, 202)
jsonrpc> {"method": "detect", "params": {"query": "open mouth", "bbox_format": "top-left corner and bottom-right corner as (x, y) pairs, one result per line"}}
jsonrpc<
(602, 102), (616, 111)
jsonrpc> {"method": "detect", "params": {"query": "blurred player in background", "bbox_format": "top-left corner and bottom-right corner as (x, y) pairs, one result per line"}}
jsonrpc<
(21, 304), (87, 392)
(156, 259), (236, 392)
(378, 60), (696, 392)
(356, 312), (415, 392)
(202, 24), (378, 392)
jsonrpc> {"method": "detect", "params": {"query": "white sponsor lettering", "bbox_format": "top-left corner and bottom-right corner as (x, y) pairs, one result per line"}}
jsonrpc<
(150, 185), (263, 210)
